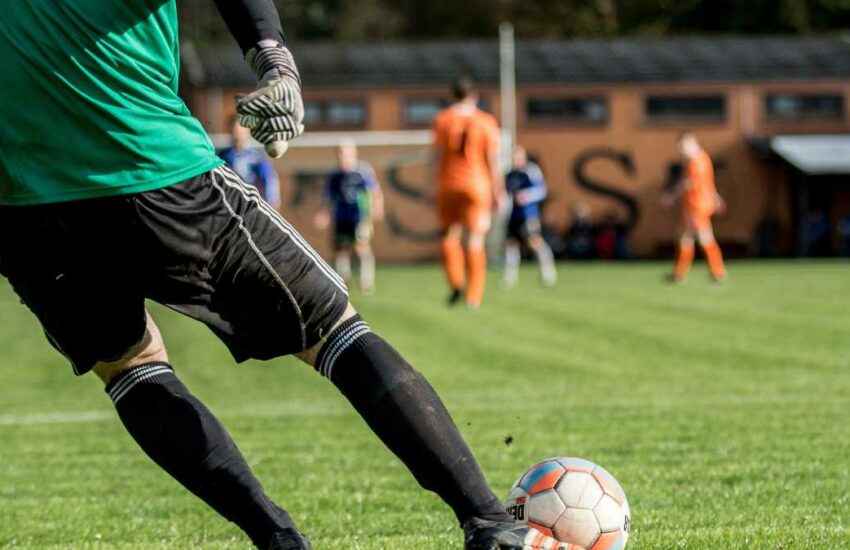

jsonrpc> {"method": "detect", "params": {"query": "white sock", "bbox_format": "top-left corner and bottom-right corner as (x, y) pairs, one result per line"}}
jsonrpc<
(504, 243), (520, 287)
(534, 243), (557, 286)
(359, 250), (375, 292)
(335, 253), (352, 282)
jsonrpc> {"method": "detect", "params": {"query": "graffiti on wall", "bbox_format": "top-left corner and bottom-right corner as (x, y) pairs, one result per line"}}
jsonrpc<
(384, 155), (442, 242)
(288, 147), (729, 245)
(572, 148), (640, 231)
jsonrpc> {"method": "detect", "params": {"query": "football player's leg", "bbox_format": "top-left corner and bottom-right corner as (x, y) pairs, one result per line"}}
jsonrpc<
(697, 221), (726, 281)
(355, 245), (376, 293)
(300, 308), (511, 529)
(673, 235), (695, 281)
(673, 217), (696, 281)
(526, 222), (556, 287)
(158, 168), (510, 532)
(0, 201), (299, 550)
(302, 309), (564, 548)
(466, 230), (487, 307)
(503, 237), (521, 288)
(354, 225), (375, 294)
(529, 237), (557, 287)
(93, 314), (301, 550)
(439, 192), (467, 301)
(333, 228), (353, 282)
(464, 204), (491, 308)
(335, 249), (353, 282)
(442, 224), (467, 303)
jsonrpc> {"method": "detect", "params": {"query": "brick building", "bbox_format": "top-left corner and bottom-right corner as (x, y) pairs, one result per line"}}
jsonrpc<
(184, 36), (850, 260)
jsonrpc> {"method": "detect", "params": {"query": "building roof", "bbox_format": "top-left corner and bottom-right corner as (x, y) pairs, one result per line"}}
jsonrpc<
(769, 134), (850, 176)
(188, 35), (850, 89)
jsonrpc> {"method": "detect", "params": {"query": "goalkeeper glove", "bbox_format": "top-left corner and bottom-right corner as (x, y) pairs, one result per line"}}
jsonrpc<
(237, 40), (304, 158)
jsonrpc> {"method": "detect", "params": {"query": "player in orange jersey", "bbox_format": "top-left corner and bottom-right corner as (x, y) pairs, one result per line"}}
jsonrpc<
(432, 77), (505, 308)
(663, 133), (727, 282)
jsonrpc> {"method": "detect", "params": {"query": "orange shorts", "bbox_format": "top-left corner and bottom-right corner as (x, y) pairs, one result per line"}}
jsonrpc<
(438, 189), (491, 233)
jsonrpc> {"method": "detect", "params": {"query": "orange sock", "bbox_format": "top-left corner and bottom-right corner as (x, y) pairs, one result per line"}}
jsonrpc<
(441, 237), (466, 291)
(465, 244), (487, 307)
(702, 241), (726, 280)
(673, 242), (695, 280)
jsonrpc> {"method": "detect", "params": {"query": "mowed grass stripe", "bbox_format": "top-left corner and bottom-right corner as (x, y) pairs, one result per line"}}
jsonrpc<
(0, 261), (848, 548)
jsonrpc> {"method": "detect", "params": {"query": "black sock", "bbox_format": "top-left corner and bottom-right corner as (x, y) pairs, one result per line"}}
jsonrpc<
(316, 317), (508, 525)
(105, 363), (296, 548)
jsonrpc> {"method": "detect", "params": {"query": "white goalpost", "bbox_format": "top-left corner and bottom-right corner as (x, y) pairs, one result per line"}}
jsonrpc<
(500, 21), (517, 170)
(488, 21), (518, 261)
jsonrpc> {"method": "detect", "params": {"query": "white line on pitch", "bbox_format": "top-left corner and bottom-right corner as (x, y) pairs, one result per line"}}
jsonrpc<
(0, 402), (348, 427)
(0, 410), (113, 426)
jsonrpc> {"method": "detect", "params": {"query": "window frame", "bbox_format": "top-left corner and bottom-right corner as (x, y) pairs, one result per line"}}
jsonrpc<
(763, 92), (846, 122)
(403, 97), (451, 127)
(524, 95), (611, 127)
(643, 94), (728, 124)
(301, 98), (369, 130)
(401, 96), (492, 128)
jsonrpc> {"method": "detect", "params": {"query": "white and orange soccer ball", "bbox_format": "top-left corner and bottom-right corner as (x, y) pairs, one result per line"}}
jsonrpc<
(506, 457), (631, 550)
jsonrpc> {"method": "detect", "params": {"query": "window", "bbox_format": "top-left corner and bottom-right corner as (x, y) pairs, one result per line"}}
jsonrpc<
(526, 97), (609, 124)
(303, 101), (323, 126)
(326, 101), (366, 126)
(403, 97), (491, 126)
(645, 95), (726, 121)
(301, 99), (367, 128)
(405, 98), (449, 126)
(765, 93), (845, 121)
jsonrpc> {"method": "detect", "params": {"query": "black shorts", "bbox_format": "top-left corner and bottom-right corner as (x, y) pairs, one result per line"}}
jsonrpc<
(0, 166), (348, 375)
(333, 219), (371, 249)
(507, 216), (542, 241)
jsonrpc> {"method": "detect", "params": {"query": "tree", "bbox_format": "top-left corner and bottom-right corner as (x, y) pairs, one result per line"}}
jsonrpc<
(178, 0), (850, 46)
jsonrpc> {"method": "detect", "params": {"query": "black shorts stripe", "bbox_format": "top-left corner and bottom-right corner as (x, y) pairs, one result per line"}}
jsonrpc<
(209, 173), (308, 350)
(218, 167), (346, 292)
(216, 167), (348, 294)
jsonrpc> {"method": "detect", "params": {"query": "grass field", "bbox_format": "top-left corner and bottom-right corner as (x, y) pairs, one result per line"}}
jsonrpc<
(1, 260), (849, 549)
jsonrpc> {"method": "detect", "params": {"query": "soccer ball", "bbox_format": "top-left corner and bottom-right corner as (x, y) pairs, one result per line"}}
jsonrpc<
(505, 457), (630, 550)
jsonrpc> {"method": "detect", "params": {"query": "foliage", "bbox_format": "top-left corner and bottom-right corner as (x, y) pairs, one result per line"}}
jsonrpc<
(180, 0), (850, 45)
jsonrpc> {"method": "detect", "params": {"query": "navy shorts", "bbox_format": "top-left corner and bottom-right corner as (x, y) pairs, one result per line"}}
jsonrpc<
(507, 216), (543, 241)
(333, 218), (371, 249)
(0, 166), (349, 374)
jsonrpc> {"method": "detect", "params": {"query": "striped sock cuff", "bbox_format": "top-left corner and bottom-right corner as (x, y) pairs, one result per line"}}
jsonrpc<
(104, 363), (175, 405)
(315, 315), (372, 379)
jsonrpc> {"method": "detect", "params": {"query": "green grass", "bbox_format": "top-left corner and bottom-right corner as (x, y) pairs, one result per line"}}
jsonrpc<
(1, 260), (849, 549)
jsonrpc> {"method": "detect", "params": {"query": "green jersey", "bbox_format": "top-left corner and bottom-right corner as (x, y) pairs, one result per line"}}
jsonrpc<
(0, 0), (222, 205)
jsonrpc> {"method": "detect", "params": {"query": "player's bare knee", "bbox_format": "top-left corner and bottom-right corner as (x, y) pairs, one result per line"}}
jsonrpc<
(467, 233), (485, 251)
(528, 235), (545, 249)
(296, 302), (358, 367)
(697, 228), (716, 246)
(93, 315), (168, 385)
(93, 341), (167, 384)
(442, 224), (463, 242)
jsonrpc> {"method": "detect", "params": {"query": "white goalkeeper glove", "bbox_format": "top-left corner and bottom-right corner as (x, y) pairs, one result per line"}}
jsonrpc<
(237, 40), (304, 158)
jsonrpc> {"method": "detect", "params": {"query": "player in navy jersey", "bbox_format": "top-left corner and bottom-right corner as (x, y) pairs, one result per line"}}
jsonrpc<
(316, 141), (384, 294)
(219, 117), (281, 209)
(503, 146), (557, 287)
